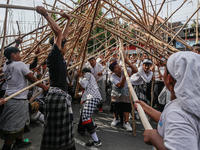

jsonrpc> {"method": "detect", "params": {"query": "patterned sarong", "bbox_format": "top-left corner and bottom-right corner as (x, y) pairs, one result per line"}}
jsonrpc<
(0, 99), (28, 135)
(81, 98), (100, 123)
(40, 92), (75, 150)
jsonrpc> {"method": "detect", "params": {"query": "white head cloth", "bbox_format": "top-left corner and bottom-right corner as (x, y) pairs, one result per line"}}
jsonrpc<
(167, 51), (200, 119)
(96, 58), (102, 63)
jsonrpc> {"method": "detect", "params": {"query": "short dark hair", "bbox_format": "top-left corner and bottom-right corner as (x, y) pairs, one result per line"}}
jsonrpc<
(49, 36), (54, 46)
(49, 36), (67, 48)
(82, 67), (91, 73)
(193, 43), (200, 51)
(4, 47), (20, 59)
(192, 43), (200, 47)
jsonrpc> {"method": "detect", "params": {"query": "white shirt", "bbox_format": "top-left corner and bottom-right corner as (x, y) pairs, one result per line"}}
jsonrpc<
(83, 61), (91, 68)
(79, 72), (102, 101)
(110, 68), (132, 88)
(90, 63), (104, 81)
(3, 61), (31, 99)
(136, 59), (143, 68)
(130, 66), (153, 85)
(158, 99), (200, 150)
(154, 66), (165, 81)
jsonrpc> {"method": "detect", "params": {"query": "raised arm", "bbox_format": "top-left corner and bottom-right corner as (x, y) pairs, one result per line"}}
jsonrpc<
(36, 6), (62, 50)
(125, 57), (138, 74)
(15, 37), (22, 48)
(61, 11), (71, 39)
(115, 76), (126, 89)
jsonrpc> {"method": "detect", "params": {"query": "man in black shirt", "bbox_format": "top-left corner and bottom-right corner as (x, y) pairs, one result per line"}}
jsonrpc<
(36, 6), (75, 150)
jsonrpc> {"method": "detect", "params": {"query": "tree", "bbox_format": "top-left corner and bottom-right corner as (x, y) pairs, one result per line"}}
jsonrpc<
(191, 20), (199, 28)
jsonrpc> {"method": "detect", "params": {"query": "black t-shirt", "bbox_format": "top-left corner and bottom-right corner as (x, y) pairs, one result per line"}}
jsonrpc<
(47, 44), (67, 91)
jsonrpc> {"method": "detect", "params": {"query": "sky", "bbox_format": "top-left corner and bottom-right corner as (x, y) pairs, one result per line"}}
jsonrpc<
(0, 0), (199, 42)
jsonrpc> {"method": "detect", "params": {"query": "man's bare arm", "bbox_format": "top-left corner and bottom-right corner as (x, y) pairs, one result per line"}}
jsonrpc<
(36, 6), (62, 50)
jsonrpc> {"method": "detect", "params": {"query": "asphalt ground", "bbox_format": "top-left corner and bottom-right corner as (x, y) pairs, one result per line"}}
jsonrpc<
(0, 100), (157, 150)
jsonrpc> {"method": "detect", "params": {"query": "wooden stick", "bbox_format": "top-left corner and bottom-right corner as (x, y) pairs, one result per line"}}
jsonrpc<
(119, 39), (152, 129)
(0, 0), (10, 67)
(5, 77), (49, 101)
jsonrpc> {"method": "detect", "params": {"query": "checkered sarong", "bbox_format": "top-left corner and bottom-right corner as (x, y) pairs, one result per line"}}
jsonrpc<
(133, 83), (149, 104)
(81, 98), (100, 122)
(41, 92), (74, 150)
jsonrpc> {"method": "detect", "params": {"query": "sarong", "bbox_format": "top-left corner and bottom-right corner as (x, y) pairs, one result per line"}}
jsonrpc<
(81, 98), (100, 123)
(0, 98), (28, 135)
(40, 92), (75, 150)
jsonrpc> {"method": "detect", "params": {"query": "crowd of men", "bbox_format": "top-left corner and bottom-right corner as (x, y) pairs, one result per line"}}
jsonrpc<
(0, 6), (200, 150)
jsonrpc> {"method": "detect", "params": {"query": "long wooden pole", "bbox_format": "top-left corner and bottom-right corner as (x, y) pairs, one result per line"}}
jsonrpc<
(0, 0), (10, 67)
(119, 40), (152, 130)
(196, 0), (199, 44)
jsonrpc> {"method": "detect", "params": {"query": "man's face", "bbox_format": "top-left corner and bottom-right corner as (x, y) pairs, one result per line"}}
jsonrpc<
(143, 63), (151, 73)
(12, 52), (21, 61)
(113, 54), (118, 60)
(42, 64), (47, 70)
(113, 64), (121, 74)
(89, 59), (96, 67)
(143, 54), (148, 60)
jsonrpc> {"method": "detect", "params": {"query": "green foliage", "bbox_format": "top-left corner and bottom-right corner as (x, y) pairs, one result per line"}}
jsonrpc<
(52, 13), (57, 20)
(191, 20), (199, 28)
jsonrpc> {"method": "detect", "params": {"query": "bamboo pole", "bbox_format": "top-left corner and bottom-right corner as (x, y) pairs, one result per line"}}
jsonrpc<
(5, 77), (49, 101)
(196, 0), (199, 44)
(74, 0), (101, 97)
(0, 0), (10, 67)
(118, 39), (152, 130)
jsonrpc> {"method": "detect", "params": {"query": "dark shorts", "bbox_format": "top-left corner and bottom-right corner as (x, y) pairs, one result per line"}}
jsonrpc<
(110, 102), (131, 113)
(0, 128), (24, 140)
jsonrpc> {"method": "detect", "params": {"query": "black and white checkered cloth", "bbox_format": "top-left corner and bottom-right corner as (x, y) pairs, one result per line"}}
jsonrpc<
(81, 98), (100, 122)
(40, 92), (75, 150)
(133, 83), (149, 104)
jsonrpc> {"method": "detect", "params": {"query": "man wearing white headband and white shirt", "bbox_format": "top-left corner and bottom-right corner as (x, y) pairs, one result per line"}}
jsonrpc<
(134, 51), (200, 150)
(130, 58), (153, 104)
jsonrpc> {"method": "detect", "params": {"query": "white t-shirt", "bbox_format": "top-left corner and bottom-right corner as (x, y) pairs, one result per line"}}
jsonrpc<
(3, 61), (31, 99)
(154, 66), (165, 81)
(90, 63), (105, 81)
(110, 68), (132, 88)
(158, 99), (200, 150)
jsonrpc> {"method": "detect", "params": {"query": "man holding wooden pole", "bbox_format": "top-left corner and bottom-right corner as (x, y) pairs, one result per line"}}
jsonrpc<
(36, 6), (76, 150)
(0, 45), (49, 150)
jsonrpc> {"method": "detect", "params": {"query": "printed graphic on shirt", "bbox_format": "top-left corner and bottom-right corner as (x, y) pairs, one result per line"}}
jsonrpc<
(4, 66), (14, 82)
(159, 114), (163, 127)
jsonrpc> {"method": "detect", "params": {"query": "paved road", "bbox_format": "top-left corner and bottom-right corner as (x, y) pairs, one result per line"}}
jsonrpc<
(0, 101), (157, 150)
